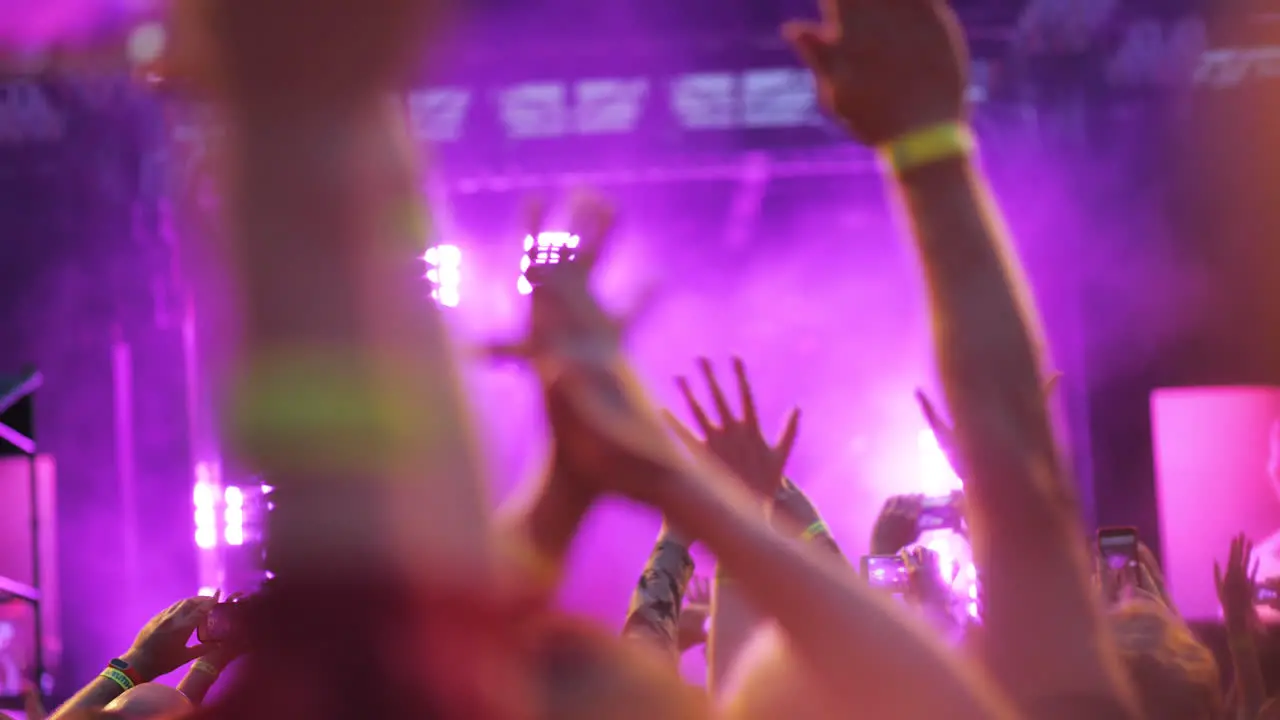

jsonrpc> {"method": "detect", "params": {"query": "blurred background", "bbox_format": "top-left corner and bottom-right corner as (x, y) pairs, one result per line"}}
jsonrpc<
(0, 0), (1277, 703)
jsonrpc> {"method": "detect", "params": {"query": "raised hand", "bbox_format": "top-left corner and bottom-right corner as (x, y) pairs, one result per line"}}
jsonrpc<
(487, 195), (679, 503)
(172, 0), (441, 108)
(487, 195), (627, 374)
(870, 495), (924, 555)
(677, 576), (711, 652)
(123, 596), (218, 681)
(686, 575), (711, 608)
(1216, 533), (1260, 632)
(915, 374), (1061, 482)
(781, 0), (969, 144)
(901, 546), (952, 613)
(664, 358), (799, 499)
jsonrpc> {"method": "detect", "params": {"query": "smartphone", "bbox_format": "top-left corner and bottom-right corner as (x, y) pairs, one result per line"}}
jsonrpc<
(1257, 585), (1279, 605)
(861, 555), (910, 593)
(197, 602), (246, 645)
(918, 492), (963, 532)
(1097, 526), (1140, 572)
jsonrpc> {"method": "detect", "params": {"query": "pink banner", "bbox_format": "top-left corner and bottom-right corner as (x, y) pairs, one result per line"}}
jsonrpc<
(1152, 386), (1280, 620)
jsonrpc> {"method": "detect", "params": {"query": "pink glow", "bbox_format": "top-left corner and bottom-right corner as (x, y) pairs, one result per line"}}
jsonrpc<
(1152, 386), (1280, 620)
(917, 428), (962, 496)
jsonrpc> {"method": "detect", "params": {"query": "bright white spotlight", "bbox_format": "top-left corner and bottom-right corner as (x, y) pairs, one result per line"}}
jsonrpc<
(520, 231), (578, 292)
(917, 428), (962, 496)
(423, 244), (461, 307)
(127, 22), (167, 65)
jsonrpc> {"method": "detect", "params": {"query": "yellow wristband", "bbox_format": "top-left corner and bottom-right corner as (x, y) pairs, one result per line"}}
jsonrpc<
(191, 659), (221, 677)
(879, 122), (975, 175)
(101, 667), (135, 691)
(502, 539), (562, 593)
(800, 521), (829, 542)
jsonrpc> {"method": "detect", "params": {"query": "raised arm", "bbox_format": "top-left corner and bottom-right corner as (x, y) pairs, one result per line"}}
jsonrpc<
(514, 203), (1014, 718)
(50, 597), (213, 720)
(1217, 534), (1266, 720)
(496, 453), (596, 592)
(620, 523), (695, 660)
(665, 358), (800, 694)
(784, 0), (1135, 711)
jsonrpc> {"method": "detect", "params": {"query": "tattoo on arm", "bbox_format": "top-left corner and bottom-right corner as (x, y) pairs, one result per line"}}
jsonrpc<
(621, 538), (695, 660)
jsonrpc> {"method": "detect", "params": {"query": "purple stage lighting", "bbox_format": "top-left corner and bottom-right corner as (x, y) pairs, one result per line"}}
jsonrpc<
(519, 231), (579, 294)
(917, 428), (961, 496)
(194, 479), (216, 550)
(224, 486), (245, 547)
(424, 244), (462, 307)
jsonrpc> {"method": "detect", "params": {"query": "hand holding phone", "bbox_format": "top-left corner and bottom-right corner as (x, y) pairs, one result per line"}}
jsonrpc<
(861, 554), (910, 594)
(1097, 526), (1140, 601)
(197, 600), (248, 646)
(917, 491), (964, 533)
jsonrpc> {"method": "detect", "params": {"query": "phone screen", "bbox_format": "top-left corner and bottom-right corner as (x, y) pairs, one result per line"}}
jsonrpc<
(918, 493), (962, 532)
(1257, 585), (1279, 604)
(861, 555), (910, 594)
(1097, 527), (1139, 572)
(198, 603), (241, 644)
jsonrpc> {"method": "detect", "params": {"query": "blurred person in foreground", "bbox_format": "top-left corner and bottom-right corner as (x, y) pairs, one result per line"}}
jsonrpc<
(780, 0), (1140, 711)
(148, 0), (1144, 717)
(1097, 541), (1220, 720)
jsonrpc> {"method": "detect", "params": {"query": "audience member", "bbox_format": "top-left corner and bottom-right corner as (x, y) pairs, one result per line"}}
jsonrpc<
(13, 0), (1280, 718)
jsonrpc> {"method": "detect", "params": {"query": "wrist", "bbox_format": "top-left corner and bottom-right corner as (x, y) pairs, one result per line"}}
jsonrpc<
(878, 121), (974, 177)
(117, 649), (155, 683)
(659, 521), (690, 548)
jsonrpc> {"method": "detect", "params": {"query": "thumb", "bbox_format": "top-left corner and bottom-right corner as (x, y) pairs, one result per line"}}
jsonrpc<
(616, 283), (661, 335)
(662, 409), (703, 452)
(781, 22), (834, 78)
(184, 643), (212, 662)
(475, 339), (534, 363)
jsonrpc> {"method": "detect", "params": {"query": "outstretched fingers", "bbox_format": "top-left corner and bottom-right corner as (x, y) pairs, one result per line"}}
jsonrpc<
(569, 191), (617, 271)
(662, 409), (704, 453)
(782, 21), (834, 79)
(732, 357), (760, 433)
(915, 389), (952, 437)
(676, 377), (715, 437)
(772, 407), (801, 467)
(697, 357), (736, 427)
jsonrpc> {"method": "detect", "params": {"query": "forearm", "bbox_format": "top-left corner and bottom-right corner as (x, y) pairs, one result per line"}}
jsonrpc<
(224, 104), (492, 581)
(1226, 623), (1266, 720)
(49, 649), (155, 720)
(895, 157), (1125, 705)
(48, 678), (126, 720)
(660, 463), (1013, 720)
(708, 572), (761, 696)
(497, 457), (595, 586)
(621, 524), (694, 660)
(176, 668), (219, 705)
(897, 157), (1062, 517)
(773, 484), (846, 561)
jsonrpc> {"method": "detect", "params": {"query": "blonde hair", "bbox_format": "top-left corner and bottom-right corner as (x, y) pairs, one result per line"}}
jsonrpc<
(719, 623), (840, 720)
(535, 616), (707, 720)
(1107, 600), (1221, 720)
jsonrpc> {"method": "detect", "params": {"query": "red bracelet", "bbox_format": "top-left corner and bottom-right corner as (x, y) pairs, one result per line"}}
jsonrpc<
(109, 657), (146, 686)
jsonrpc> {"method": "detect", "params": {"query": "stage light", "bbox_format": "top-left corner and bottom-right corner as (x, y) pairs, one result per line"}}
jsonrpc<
(198, 587), (217, 597)
(194, 479), (217, 549)
(519, 231), (578, 292)
(126, 22), (167, 66)
(917, 428), (961, 496)
(423, 244), (461, 307)
(224, 486), (245, 546)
